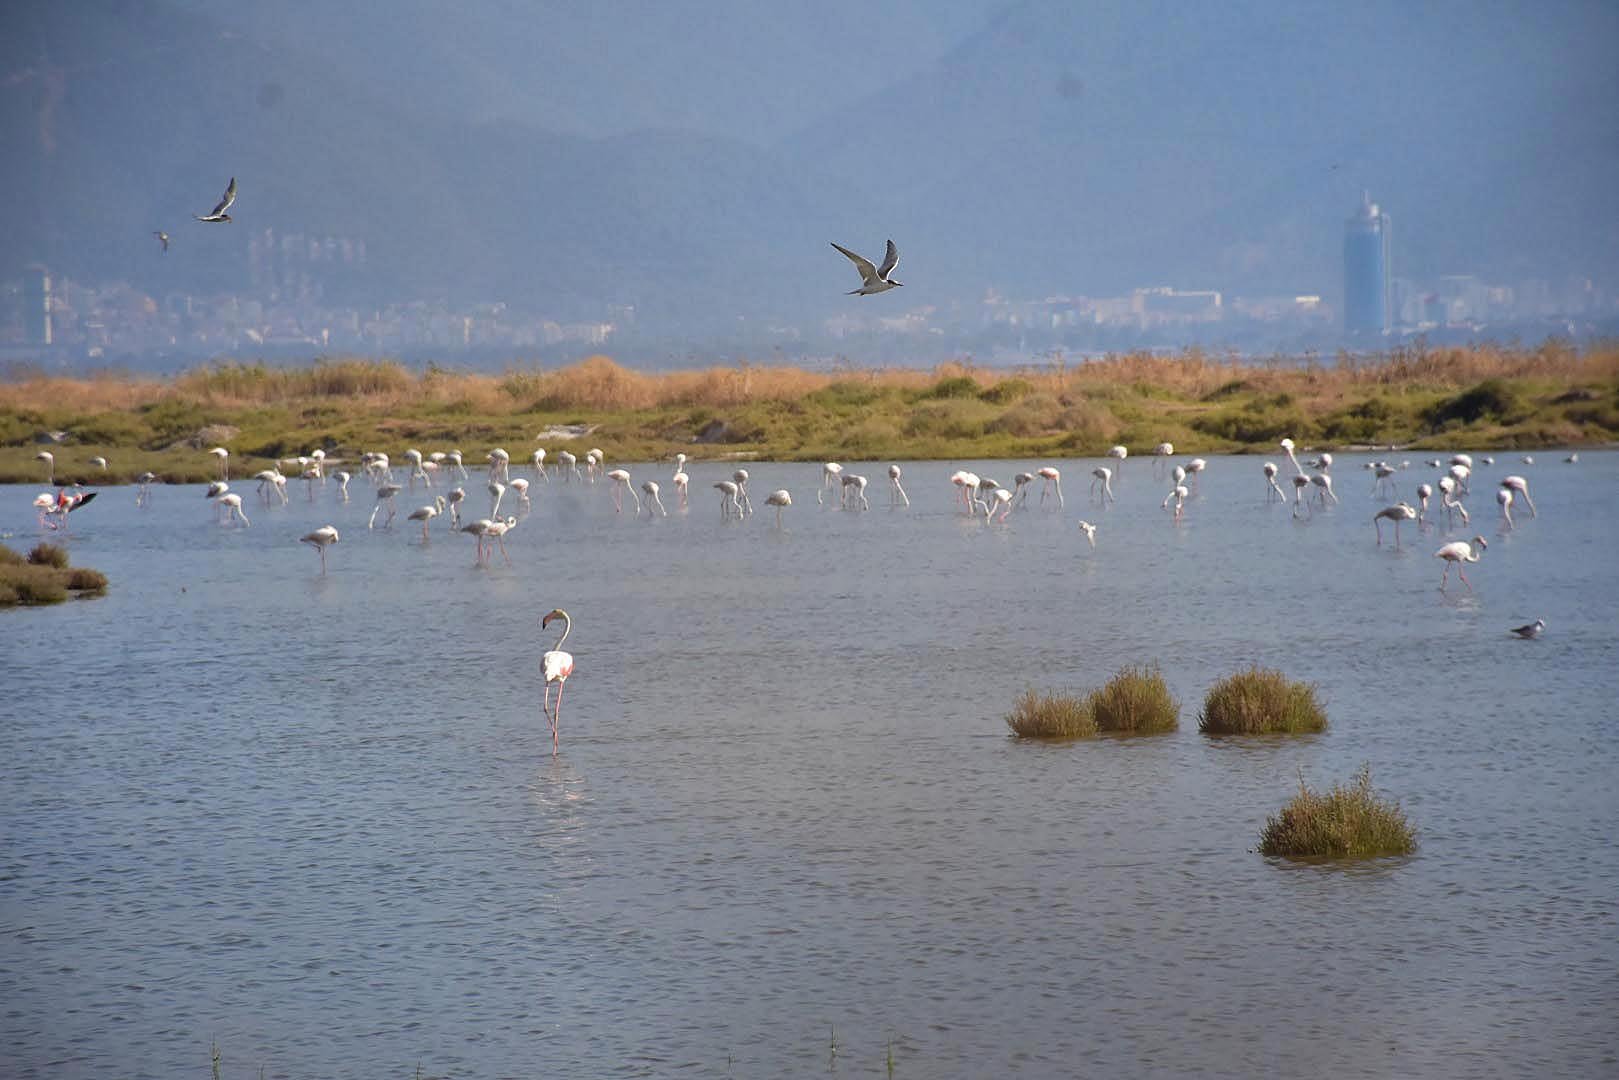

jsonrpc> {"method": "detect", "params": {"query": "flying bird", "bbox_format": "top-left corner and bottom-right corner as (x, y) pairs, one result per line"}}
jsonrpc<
(195, 177), (237, 222)
(1509, 618), (1545, 640)
(831, 239), (902, 295)
(153, 230), (170, 252)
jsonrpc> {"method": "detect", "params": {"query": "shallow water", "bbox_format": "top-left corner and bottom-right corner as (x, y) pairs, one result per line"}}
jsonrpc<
(3, 453), (1617, 1078)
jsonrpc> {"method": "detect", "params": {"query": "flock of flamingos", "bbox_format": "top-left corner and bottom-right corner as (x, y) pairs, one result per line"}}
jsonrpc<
(26, 436), (1572, 751)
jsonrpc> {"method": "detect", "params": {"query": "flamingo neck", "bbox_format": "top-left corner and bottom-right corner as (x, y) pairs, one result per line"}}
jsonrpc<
(552, 615), (571, 651)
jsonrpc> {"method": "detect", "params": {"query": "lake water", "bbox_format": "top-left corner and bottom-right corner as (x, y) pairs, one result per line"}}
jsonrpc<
(3, 452), (1617, 1078)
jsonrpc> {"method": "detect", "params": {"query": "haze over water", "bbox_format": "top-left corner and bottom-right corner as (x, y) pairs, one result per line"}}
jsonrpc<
(3, 453), (1617, 1077)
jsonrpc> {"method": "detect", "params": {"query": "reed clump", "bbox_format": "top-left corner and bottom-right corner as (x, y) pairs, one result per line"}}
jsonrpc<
(1258, 765), (1416, 859)
(0, 543), (108, 606)
(1087, 664), (1180, 734)
(1199, 666), (1328, 735)
(1006, 688), (1098, 739)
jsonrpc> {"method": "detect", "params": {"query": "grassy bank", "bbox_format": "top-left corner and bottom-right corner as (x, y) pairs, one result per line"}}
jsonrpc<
(2, 342), (1616, 483)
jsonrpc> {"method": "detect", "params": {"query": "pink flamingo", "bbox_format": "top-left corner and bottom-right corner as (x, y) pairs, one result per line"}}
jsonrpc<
(540, 608), (575, 757)
(1037, 466), (1064, 508)
(1436, 536), (1487, 591)
(1373, 502), (1416, 546)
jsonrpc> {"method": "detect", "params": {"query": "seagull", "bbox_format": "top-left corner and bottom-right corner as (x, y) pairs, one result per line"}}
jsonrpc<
(195, 177), (237, 223)
(153, 230), (170, 252)
(1509, 618), (1545, 640)
(831, 239), (902, 295)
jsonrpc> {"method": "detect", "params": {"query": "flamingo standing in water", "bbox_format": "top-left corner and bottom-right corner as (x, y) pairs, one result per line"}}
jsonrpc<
(986, 486), (1014, 522)
(540, 608), (575, 757)
(1438, 476), (1469, 527)
(445, 486), (465, 529)
(1152, 442), (1174, 478)
(404, 449), (429, 490)
(1415, 483), (1433, 526)
(300, 526), (340, 574)
(218, 492), (249, 526)
(557, 450), (580, 481)
(509, 477), (531, 511)
(1372, 462), (1399, 498)
(841, 473), (870, 511)
(1290, 473), (1312, 517)
(136, 471), (157, 507)
(1500, 475), (1536, 517)
(1496, 488), (1515, 529)
(1263, 462), (1286, 502)
(333, 470), (351, 502)
(1011, 472), (1035, 508)
(1107, 445), (1127, 480)
(532, 448), (549, 481)
(208, 446), (229, 480)
(819, 462), (843, 505)
(715, 480), (742, 518)
(1436, 536), (1487, 591)
(368, 482), (402, 528)
(408, 496), (447, 541)
(888, 465), (910, 508)
(766, 489), (792, 528)
(446, 450), (469, 480)
(1373, 502), (1416, 546)
(488, 448), (511, 485)
(1163, 484), (1190, 521)
(732, 469), (754, 515)
(606, 469), (640, 514)
(1037, 466), (1064, 509)
(640, 480), (667, 516)
(1309, 472), (1337, 507)
(35, 451), (55, 485)
(672, 458), (690, 508)
(487, 480), (506, 518)
(1090, 466), (1115, 505)
(1185, 458), (1207, 490)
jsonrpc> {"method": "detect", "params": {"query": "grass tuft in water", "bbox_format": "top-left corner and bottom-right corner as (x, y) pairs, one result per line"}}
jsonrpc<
(1198, 666), (1328, 735)
(1088, 664), (1180, 734)
(27, 542), (69, 568)
(1006, 688), (1098, 739)
(1, 543), (108, 606)
(1258, 764), (1416, 859)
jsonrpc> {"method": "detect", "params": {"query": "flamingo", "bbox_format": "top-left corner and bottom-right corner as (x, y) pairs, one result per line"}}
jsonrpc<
(1450, 453), (1474, 470)
(136, 471), (157, 507)
(408, 496), (447, 541)
(540, 608), (575, 757)
(1076, 520), (1097, 547)
(949, 470), (979, 512)
(35, 451), (55, 484)
(300, 526), (340, 574)
(715, 480), (742, 518)
(309, 449), (326, 480)
(1373, 502), (1417, 546)
(1163, 484), (1190, 521)
(532, 448), (549, 481)
(488, 479), (506, 518)
(1496, 488), (1514, 529)
(1185, 458), (1207, 489)
(1290, 473), (1312, 517)
(1438, 476), (1469, 527)
(446, 449), (469, 480)
(1037, 466), (1064, 509)
(1309, 472), (1337, 506)
(1089, 466), (1115, 505)
(301, 466), (321, 500)
(404, 449), (429, 490)
(254, 468), (286, 503)
(732, 469), (754, 515)
(509, 477), (531, 511)
(369, 482), (403, 529)
(1449, 463), (1471, 495)
(819, 462), (843, 505)
(1280, 437), (1303, 476)
(1372, 462), (1398, 498)
(208, 446), (229, 480)
(333, 470), (351, 502)
(986, 486), (1014, 522)
(765, 489), (792, 527)
(640, 480), (667, 516)
(606, 469), (640, 514)
(1436, 535), (1487, 591)
(1415, 483), (1433, 526)
(587, 449), (605, 483)
(1108, 445), (1127, 478)
(217, 492), (249, 526)
(488, 448), (510, 485)
(445, 487), (466, 528)
(1308, 452), (1333, 473)
(1510, 618), (1545, 640)
(1499, 475), (1536, 517)
(1011, 471), (1035, 508)
(557, 450), (580, 481)
(90, 456), (108, 471)
(672, 462), (690, 508)
(889, 464), (910, 508)
(1263, 462), (1286, 502)
(841, 473), (870, 511)
(485, 515), (518, 566)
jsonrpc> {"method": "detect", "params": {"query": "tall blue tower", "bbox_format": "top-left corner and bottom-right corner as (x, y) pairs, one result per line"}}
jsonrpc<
(1343, 192), (1392, 335)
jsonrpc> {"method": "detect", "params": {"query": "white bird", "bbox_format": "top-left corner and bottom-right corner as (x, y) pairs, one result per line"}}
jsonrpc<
(1107, 445), (1128, 477)
(1165, 484), (1190, 521)
(1371, 462), (1399, 498)
(1290, 473), (1312, 517)
(90, 456), (108, 471)
(1037, 466), (1064, 509)
(208, 446), (230, 480)
(819, 462), (843, 505)
(672, 461), (690, 508)
(831, 239), (902, 295)
(1436, 535), (1487, 591)
(1450, 453), (1474, 469)
(1415, 482), (1433, 526)
(585, 449), (604, 483)
(488, 448), (511, 485)
(531, 448), (549, 481)
(1496, 487), (1515, 529)
(1373, 502), (1417, 547)
(1309, 472), (1337, 506)
(195, 176), (237, 222)
(1438, 476), (1470, 527)
(841, 473), (870, 511)
(369, 482), (403, 529)
(1090, 466), (1115, 505)
(986, 486), (1014, 522)
(765, 488), (792, 528)
(333, 470), (351, 502)
(445, 487), (466, 529)
(606, 469), (640, 514)
(446, 449), (469, 480)
(1076, 520), (1097, 547)
(404, 448), (429, 490)
(509, 477), (531, 509)
(1566, 453), (1579, 463)
(1499, 475), (1536, 517)
(557, 450), (580, 482)
(1012, 471), (1035, 508)
(888, 464), (910, 508)
(640, 479), (667, 516)
(407, 495), (447, 541)
(1509, 618), (1545, 640)
(715, 480), (743, 518)
(217, 492), (249, 526)
(136, 471), (157, 507)
(1152, 442), (1174, 478)
(1263, 461), (1286, 502)
(35, 451), (54, 485)
(1521, 455), (1535, 465)
(1185, 458), (1207, 488)
(487, 479), (506, 518)
(732, 469), (754, 515)
(300, 525), (339, 574)
(540, 608), (575, 757)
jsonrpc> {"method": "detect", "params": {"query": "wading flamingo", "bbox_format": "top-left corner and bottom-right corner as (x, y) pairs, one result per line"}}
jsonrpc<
(136, 471), (157, 507)
(408, 495), (447, 541)
(488, 448), (511, 484)
(509, 477), (531, 510)
(1185, 458), (1207, 489)
(606, 469), (640, 514)
(557, 450), (579, 482)
(208, 446), (229, 480)
(333, 470), (351, 502)
(1438, 476), (1469, 527)
(1263, 462), (1286, 502)
(1164, 484), (1189, 521)
(819, 462), (843, 505)
(1152, 442), (1174, 478)
(487, 479), (506, 518)
(640, 480), (667, 516)
(301, 526), (339, 574)
(1309, 472), (1337, 506)
(733, 469), (754, 515)
(1037, 466), (1064, 509)
(1107, 445), (1127, 480)
(841, 473), (870, 511)
(1373, 502), (1417, 546)
(1290, 473), (1312, 517)
(1496, 488), (1514, 529)
(889, 465), (910, 508)
(446, 449), (469, 480)
(35, 451), (54, 485)
(715, 480), (742, 518)
(532, 447), (549, 481)
(766, 489), (792, 527)
(986, 486), (1014, 522)
(1011, 472), (1034, 508)
(1090, 466), (1115, 505)
(540, 608), (575, 757)
(1499, 475), (1536, 517)
(1436, 536), (1487, 591)
(672, 462), (689, 508)
(1372, 462), (1398, 498)
(218, 492), (249, 526)
(369, 482), (403, 529)
(445, 486), (465, 528)
(1416, 483), (1433, 526)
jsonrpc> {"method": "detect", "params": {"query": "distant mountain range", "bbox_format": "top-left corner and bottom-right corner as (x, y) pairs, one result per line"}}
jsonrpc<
(4, 0), (1616, 339)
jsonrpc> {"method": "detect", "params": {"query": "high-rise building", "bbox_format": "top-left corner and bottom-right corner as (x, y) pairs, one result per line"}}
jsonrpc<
(1343, 192), (1392, 335)
(23, 264), (53, 345)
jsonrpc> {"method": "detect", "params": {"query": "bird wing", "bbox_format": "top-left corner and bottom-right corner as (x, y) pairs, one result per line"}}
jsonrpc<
(209, 177), (238, 216)
(877, 238), (900, 278)
(66, 492), (97, 512)
(830, 242), (879, 285)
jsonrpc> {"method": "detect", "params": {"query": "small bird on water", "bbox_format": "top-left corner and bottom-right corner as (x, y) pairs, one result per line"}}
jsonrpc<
(195, 176), (237, 222)
(1509, 619), (1545, 640)
(831, 239), (902, 295)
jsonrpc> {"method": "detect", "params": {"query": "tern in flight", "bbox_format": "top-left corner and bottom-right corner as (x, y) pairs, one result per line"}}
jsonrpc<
(195, 177), (237, 222)
(831, 239), (902, 295)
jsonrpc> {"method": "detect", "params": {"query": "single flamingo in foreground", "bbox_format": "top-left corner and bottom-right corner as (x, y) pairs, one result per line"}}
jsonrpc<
(766, 489), (792, 527)
(1436, 535), (1487, 591)
(540, 608), (575, 757)
(889, 465), (910, 508)
(301, 526), (339, 574)
(1373, 502), (1417, 547)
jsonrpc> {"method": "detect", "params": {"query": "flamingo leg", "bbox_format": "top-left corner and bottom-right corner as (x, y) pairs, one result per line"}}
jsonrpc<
(552, 681), (563, 756)
(498, 534), (511, 566)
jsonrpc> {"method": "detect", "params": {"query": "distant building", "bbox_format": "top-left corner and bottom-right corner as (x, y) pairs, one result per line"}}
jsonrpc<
(23, 264), (52, 345)
(1343, 192), (1392, 334)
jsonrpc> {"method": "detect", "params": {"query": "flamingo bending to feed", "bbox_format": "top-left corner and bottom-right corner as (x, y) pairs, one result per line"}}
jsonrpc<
(1038, 466), (1064, 509)
(1373, 502), (1416, 546)
(640, 480), (667, 516)
(986, 486), (1014, 522)
(1290, 473), (1312, 517)
(1090, 466), (1115, 505)
(1372, 462), (1398, 498)
(841, 473), (870, 511)
(532, 447), (549, 481)
(715, 480), (742, 518)
(488, 448), (511, 484)
(218, 492), (249, 526)
(301, 526), (340, 574)
(672, 464), (690, 508)
(369, 482), (403, 529)
(1107, 445), (1127, 478)
(540, 608), (575, 757)
(765, 489), (792, 527)
(1011, 471), (1034, 508)
(208, 446), (229, 480)
(1152, 442), (1174, 477)
(1309, 472), (1337, 506)
(488, 479), (506, 518)
(1496, 488), (1514, 529)
(606, 469), (641, 514)
(1438, 476), (1469, 527)
(509, 477), (531, 509)
(1263, 462), (1286, 502)
(819, 462), (843, 505)
(732, 469), (754, 514)
(1499, 475), (1536, 517)
(446, 449), (469, 480)
(445, 486), (465, 528)
(333, 470), (351, 502)
(408, 495), (447, 540)
(889, 465), (910, 508)
(1164, 484), (1190, 521)
(1436, 536), (1487, 591)
(1415, 483), (1433, 526)
(557, 450), (580, 481)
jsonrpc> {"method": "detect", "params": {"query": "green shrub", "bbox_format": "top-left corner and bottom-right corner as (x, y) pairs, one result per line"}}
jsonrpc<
(980, 377), (1034, 405)
(806, 380), (881, 409)
(1006, 689), (1097, 739)
(1088, 664), (1180, 734)
(27, 542), (69, 568)
(923, 375), (980, 400)
(1258, 765), (1416, 859)
(1423, 378), (1528, 428)
(1199, 667), (1328, 735)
